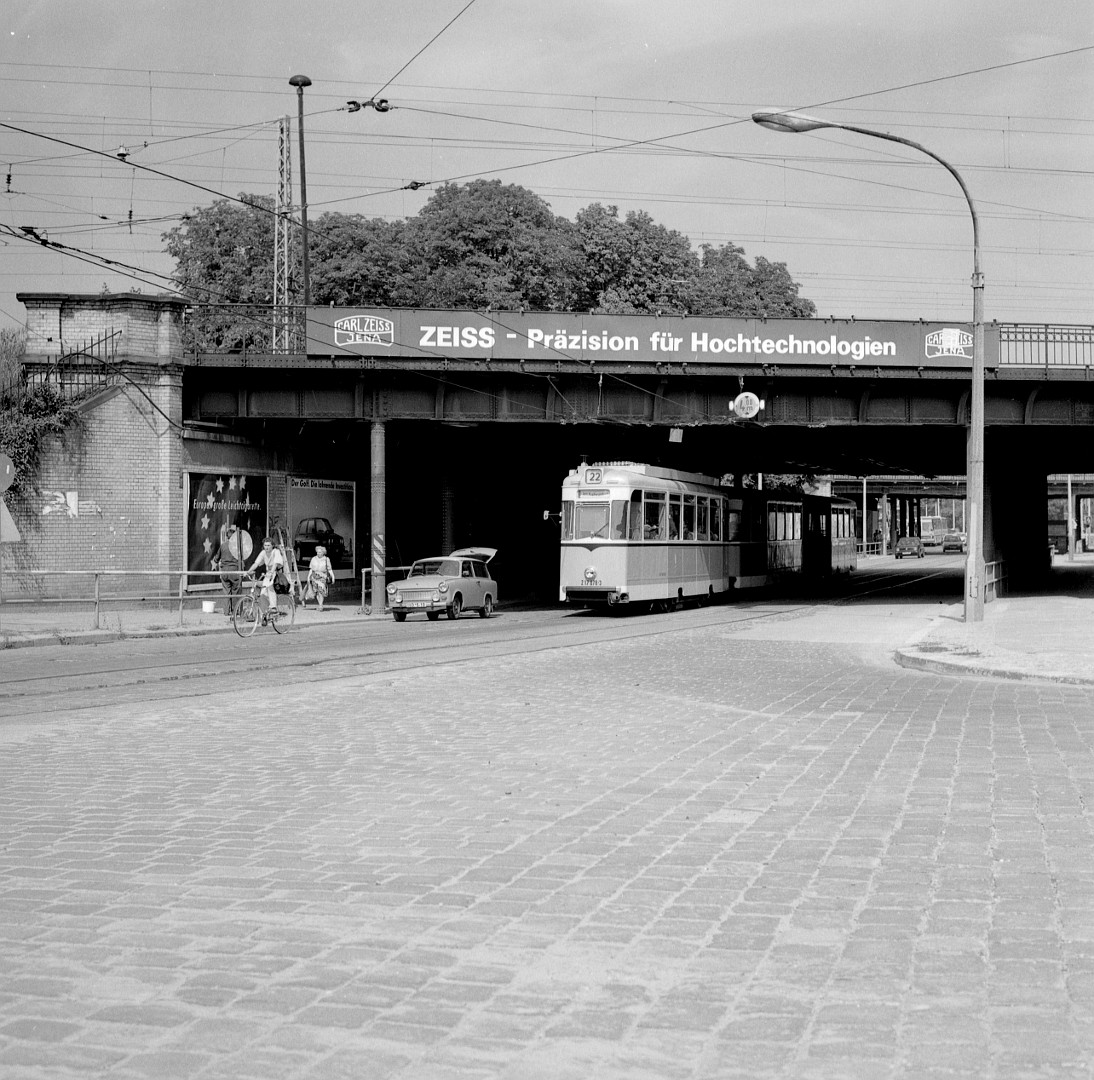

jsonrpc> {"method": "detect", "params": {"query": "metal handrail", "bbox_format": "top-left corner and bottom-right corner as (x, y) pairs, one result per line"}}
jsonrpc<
(985, 560), (1007, 602)
(0, 570), (234, 630)
(359, 565), (413, 614)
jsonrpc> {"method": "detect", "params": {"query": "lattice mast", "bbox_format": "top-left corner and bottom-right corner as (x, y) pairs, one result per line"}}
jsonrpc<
(273, 115), (294, 353)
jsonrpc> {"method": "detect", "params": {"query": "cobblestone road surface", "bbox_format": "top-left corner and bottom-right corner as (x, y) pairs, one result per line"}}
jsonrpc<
(2, 611), (1093, 1078)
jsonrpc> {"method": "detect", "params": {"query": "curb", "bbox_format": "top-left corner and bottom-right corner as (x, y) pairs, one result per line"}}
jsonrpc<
(893, 648), (1094, 686)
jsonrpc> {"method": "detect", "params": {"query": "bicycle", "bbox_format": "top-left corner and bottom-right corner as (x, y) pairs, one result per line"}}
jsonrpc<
(231, 573), (296, 638)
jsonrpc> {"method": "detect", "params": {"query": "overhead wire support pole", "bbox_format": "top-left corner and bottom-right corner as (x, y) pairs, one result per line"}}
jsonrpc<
(273, 115), (293, 354)
(752, 108), (986, 622)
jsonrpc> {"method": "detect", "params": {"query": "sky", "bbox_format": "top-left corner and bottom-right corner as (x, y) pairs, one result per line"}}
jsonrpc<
(2, 0), (1092, 334)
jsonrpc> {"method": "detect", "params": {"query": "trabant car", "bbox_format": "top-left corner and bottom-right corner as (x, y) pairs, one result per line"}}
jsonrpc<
(387, 547), (497, 622)
(894, 535), (925, 559)
(941, 530), (967, 553)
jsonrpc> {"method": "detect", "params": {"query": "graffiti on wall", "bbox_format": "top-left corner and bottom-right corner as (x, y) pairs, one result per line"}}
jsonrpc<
(41, 491), (103, 517)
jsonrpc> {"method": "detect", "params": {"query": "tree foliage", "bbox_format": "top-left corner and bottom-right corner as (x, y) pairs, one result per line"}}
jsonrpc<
(165, 181), (815, 345)
(0, 331), (82, 501)
(163, 195), (277, 351)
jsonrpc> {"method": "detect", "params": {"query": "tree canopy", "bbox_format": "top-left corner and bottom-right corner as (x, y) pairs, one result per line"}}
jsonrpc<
(164, 180), (815, 349)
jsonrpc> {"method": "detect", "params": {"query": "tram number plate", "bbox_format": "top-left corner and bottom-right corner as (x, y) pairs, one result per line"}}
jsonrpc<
(583, 579), (601, 587)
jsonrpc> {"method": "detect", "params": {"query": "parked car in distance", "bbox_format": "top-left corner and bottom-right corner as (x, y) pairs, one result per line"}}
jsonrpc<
(894, 535), (925, 559)
(941, 530), (967, 553)
(294, 517), (347, 566)
(387, 547), (497, 622)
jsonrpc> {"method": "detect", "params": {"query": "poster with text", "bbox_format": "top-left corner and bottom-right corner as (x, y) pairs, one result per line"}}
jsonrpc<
(186, 472), (268, 587)
(289, 477), (355, 579)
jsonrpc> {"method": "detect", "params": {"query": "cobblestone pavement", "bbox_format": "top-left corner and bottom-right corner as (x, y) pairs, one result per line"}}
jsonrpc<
(2, 613), (1093, 1078)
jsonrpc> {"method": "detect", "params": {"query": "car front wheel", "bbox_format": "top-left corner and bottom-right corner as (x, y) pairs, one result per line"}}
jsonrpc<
(447, 595), (462, 620)
(480, 595), (493, 619)
(393, 611), (407, 622)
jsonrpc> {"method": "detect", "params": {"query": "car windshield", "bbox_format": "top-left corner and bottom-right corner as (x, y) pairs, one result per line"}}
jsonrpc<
(410, 559), (458, 578)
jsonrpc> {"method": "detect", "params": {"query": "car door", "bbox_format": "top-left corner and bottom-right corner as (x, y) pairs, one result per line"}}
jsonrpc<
(460, 560), (482, 607)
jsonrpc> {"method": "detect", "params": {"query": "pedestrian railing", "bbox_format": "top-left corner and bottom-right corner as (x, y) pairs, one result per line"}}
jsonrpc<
(985, 560), (1007, 602)
(359, 566), (413, 614)
(0, 570), (233, 630)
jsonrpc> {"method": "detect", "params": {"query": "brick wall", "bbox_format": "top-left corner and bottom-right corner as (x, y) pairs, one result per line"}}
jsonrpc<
(19, 292), (187, 364)
(2, 293), (280, 599)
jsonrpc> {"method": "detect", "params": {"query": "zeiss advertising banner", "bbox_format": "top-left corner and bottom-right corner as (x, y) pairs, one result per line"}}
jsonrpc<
(307, 308), (999, 369)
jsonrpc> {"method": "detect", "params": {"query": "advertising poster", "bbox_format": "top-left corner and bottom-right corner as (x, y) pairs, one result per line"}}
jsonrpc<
(186, 473), (268, 586)
(288, 478), (355, 580)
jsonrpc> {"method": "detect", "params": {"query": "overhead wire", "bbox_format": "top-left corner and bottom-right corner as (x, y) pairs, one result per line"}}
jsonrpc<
(2, 43), (1090, 328)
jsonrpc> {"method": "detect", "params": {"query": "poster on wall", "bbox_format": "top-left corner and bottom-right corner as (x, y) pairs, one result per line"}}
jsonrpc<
(186, 473), (268, 586)
(288, 477), (355, 580)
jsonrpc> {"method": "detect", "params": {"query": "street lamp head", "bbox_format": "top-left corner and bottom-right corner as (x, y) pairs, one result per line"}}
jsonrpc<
(288, 74), (312, 89)
(752, 109), (833, 134)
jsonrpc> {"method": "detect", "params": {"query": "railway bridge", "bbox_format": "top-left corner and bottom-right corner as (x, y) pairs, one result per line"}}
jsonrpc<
(10, 293), (1094, 602)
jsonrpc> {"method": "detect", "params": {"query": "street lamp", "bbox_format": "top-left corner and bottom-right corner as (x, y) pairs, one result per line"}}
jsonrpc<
(752, 108), (985, 622)
(288, 75), (312, 307)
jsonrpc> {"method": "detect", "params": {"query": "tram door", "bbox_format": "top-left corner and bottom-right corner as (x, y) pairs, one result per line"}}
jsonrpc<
(802, 495), (832, 577)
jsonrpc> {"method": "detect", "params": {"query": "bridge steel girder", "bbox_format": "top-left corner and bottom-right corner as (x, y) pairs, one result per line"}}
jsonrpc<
(185, 365), (1094, 431)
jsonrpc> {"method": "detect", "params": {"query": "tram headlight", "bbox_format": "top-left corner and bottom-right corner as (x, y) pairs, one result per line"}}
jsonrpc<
(584, 566), (597, 582)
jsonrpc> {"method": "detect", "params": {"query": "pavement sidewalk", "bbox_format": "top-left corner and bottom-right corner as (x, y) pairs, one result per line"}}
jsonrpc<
(0, 588), (375, 650)
(4, 561), (1094, 686)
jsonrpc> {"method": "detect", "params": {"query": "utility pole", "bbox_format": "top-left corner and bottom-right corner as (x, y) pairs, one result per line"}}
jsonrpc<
(288, 75), (312, 308)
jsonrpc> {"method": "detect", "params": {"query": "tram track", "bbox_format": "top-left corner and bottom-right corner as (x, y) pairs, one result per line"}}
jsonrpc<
(0, 562), (955, 721)
(0, 601), (820, 720)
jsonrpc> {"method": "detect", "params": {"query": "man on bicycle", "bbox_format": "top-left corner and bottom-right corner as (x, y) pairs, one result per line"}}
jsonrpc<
(247, 536), (285, 618)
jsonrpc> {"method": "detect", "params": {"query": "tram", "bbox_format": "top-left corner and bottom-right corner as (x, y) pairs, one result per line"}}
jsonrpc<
(558, 462), (856, 611)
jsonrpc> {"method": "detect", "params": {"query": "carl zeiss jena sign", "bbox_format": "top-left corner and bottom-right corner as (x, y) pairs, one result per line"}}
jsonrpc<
(309, 308), (996, 368)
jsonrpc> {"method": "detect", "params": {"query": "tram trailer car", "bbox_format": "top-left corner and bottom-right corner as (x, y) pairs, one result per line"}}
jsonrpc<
(802, 494), (859, 577)
(559, 463), (855, 611)
(559, 462), (746, 610)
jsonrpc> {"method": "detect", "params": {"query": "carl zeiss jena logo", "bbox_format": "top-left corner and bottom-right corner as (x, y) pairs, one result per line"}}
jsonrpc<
(334, 315), (394, 347)
(925, 327), (973, 359)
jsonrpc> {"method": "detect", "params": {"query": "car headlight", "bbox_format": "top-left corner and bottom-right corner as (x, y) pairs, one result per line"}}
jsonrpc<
(386, 584), (396, 595)
(437, 581), (448, 593)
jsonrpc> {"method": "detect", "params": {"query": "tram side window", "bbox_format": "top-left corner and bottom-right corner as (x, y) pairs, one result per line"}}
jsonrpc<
(726, 509), (742, 542)
(710, 498), (722, 542)
(561, 502), (573, 540)
(643, 492), (666, 540)
(792, 509), (801, 539)
(668, 494), (681, 540)
(683, 495), (696, 540)
(768, 508), (777, 540)
(628, 492), (642, 539)
(697, 497), (708, 541)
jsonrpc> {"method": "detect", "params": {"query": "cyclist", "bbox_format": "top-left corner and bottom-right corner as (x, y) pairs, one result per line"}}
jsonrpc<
(247, 536), (286, 619)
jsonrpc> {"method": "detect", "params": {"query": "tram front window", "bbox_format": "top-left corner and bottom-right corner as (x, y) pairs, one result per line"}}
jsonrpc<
(574, 503), (610, 540)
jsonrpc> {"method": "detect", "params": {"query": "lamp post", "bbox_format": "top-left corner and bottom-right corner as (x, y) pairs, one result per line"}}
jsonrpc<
(288, 75), (312, 307)
(752, 109), (985, 622)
